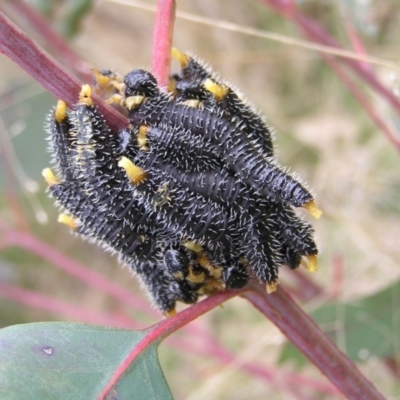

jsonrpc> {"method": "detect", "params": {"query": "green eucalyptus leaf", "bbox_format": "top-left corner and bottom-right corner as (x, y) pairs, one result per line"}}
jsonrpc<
(0, 322), (174, 400)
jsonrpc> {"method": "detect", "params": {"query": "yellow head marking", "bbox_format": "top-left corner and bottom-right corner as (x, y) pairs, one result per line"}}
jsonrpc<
(92, 68), (112, 86)
(168, 76), (177, 96)
(79, 84), (93, 106)
(171, 47), (189, 68)
(54, 100), (67, 123)
(266, 281), (278, 294)
(182, 99), (201, 108)
(302, 255), (318, 273)
(197, 254), (222, 279)
(165, 308), (177, 318)
(42, 168), (59, 186)
(203, 79), (229, 101)
(137, 125), (149, 150)
(57, 214), (78, 229)
(303, 200), (323, 219)
(187, 266), (206, 284)
(106, 94), (124, 107)
(183, 240), (203, 253)
(173, 271), (184, 280)
(118, 156), (147, 184)
(124, 96), (145, 110)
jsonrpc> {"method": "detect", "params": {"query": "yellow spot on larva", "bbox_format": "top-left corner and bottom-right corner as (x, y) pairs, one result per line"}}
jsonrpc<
(183, 240), (203, 253)
(182, 99), (201, 108)
(124, 96), (145, 110)
(79, 84), (93, 106)
(54, 100), (67, 123)
(171, 47), (189, 68)
(302, 255), (318, 273)
(266, 281), (278, 294)
(165, 308), (177, 318)
(57, 214), (78, 229)
(303, 200), (323, 219)
(42, 168), (59, 186)
(203, 79), (229, 101)
(138, 125), (149, 149)
(118, 156), (147, 184)
(92, 68), (112, 86)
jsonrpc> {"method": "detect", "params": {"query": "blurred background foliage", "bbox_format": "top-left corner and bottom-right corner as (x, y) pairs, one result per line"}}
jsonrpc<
(0, 0), (400, 399)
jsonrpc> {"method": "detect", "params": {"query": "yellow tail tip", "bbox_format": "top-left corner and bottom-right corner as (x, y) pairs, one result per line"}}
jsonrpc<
(92, 68), (111, 86)
(118, 156), (147, 184)
(171, 47), (189, 68)
(266, 281), (278, 294)
(54, 100), (67, 123)
(124, 95), (145, 110)
(57, 214), (78, 229)
(302, 255), (318, 273)
(42, 168), (59, 186)
(165, 308), (177, 318)
(203, 79), (228, 101)
(183, 240), (203, 253)
(303, 200), (323, 219)
(79, 84), (93, 106)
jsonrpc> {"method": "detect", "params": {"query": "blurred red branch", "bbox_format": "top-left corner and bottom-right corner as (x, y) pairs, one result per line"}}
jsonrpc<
(261, 0), (400, 111)
(3, 0), (92, 80)
(243, 283), (385, 400)
(323, 55), (400, 151)
(151, 0), (176, 86)
(0, 10), (127, 131)
(1, 227), (152, 315)
(0, 281), (135, 328)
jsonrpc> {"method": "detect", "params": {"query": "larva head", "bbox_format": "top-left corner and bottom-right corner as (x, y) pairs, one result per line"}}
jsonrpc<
(124, 69), (159, 98)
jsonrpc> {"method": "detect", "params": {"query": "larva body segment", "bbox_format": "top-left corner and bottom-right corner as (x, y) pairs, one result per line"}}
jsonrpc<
(49, 182), (159, 260)
(46, 102), (76, 182)
(138, 124), (224, 172)
(172, 51), (274, 156)
(123, 72), (313, 208)
(125, 165), (232, 244)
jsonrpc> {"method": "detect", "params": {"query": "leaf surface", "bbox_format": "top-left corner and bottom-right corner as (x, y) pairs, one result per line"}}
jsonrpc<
(0, 322), (173, 400)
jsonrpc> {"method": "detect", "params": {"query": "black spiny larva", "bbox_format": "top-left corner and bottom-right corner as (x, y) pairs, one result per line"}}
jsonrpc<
(43, 53), (322, 315)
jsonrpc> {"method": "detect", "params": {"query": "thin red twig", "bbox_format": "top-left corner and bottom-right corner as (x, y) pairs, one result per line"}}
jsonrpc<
(323, 55), (400, 151)
(260, 0), (400, 120)
(0, 281), (135, 328)
(151, 0), (176, 86)
(97, 288), (247, 400)
(243, 283), (385, 400)
(3, 0), (92, 81)
(1, 228), (153, 315)
(0, 10), (127, 131)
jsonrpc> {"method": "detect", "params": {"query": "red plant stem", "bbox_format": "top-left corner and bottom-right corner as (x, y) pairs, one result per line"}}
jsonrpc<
(0, 10), (127, 131)
(1, 228), (153, 315)
(0, 281), (135, 328)
(323, 55), (400, 151)
(180, 334), (341, 397)
(4, 0), (92, 81)
(243, 284), (385, 400)
(151, 0), (176, 86)
(97, 288), (247, 400)
(342, 12), (371, 73)
(283, 269), (323, 302)
(260, 0), (400, 116)
(384, 358), (400, 381)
